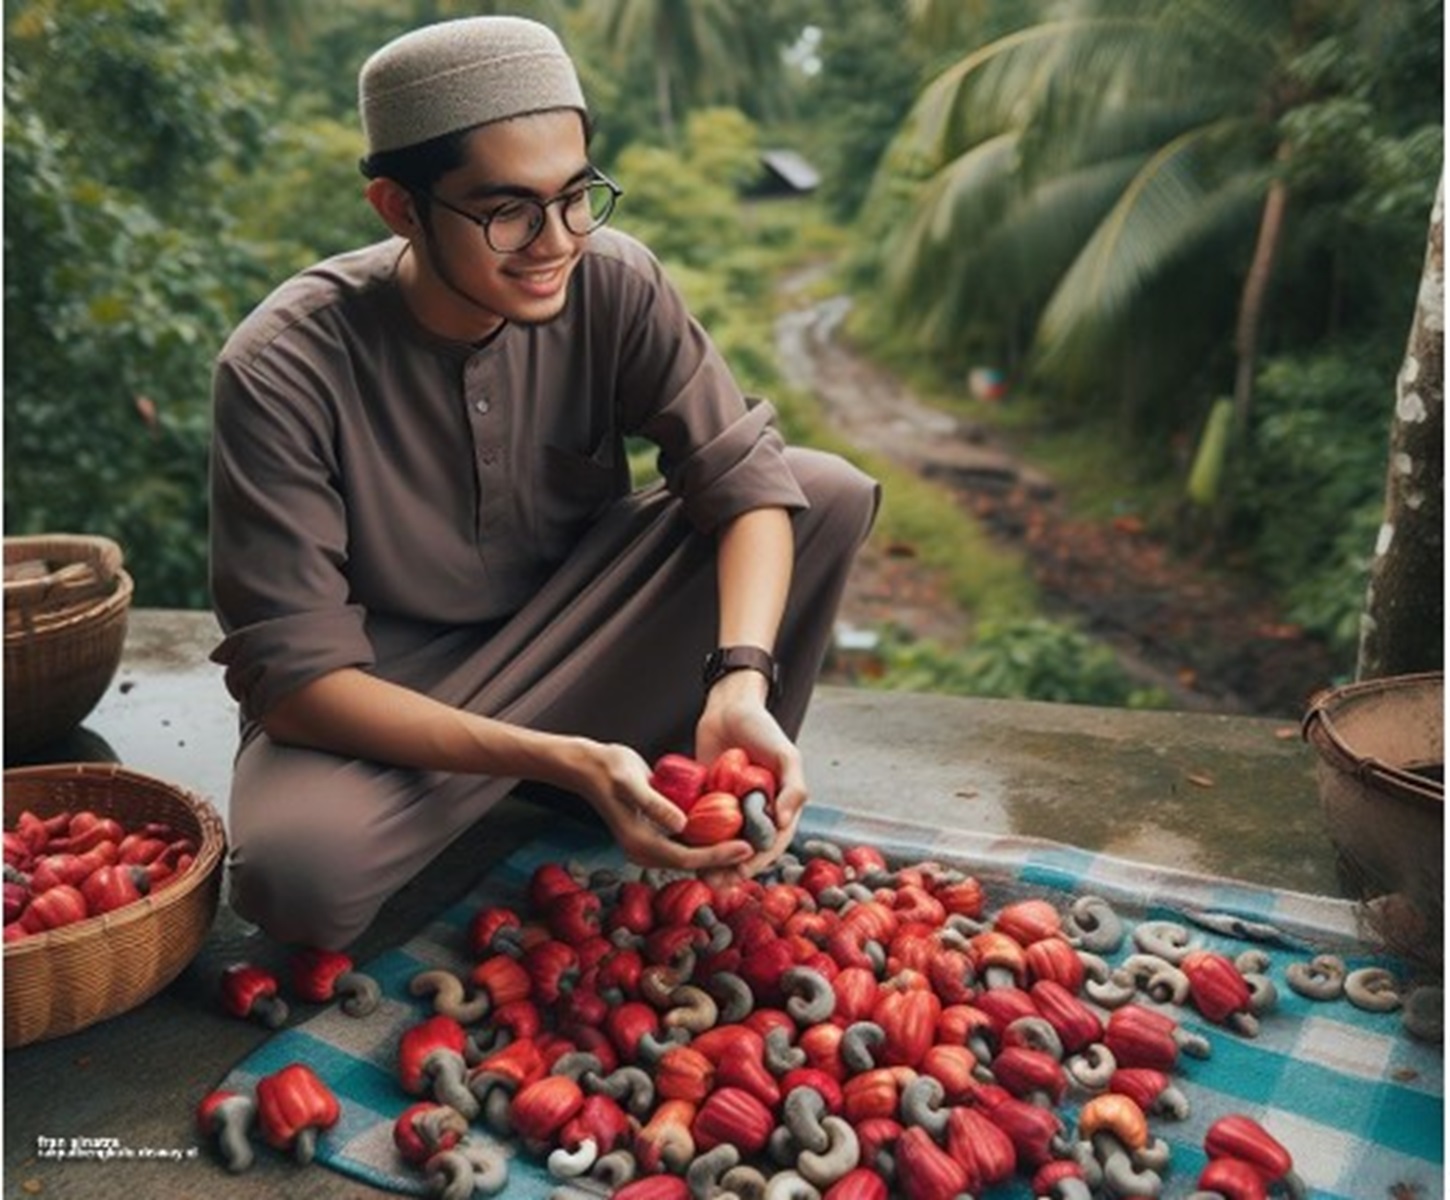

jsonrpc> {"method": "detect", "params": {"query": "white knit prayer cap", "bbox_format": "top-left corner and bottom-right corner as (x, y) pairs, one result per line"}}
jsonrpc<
(359, 16), (586, 156)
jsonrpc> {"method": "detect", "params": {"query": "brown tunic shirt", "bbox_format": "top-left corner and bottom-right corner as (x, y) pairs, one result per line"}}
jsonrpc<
(210, 228), (807, 722)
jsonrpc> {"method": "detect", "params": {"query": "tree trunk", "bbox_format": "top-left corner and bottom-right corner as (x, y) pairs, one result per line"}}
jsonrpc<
(1231, 146), (1292, 441)
(1356, 177), (1444, 681)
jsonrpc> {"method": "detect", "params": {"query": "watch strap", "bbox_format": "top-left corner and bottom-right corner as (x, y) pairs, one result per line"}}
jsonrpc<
(703, 645), (780, 704)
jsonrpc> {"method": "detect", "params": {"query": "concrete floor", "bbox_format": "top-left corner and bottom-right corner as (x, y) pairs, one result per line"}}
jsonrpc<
(3, 609), (1350, 1198)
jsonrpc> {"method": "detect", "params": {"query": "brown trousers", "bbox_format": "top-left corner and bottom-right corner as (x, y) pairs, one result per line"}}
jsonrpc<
(227, 448), (879, 948)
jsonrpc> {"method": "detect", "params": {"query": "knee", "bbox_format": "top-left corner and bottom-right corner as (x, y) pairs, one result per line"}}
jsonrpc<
(228, 828), (375, 950)
(786, 447), (881, 549)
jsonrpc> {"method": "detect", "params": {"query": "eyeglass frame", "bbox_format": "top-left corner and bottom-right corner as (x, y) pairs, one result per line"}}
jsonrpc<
(420, 166), (623, 253)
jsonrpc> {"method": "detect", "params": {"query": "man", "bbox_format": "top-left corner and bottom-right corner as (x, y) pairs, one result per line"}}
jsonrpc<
(209, 15), (878, 949)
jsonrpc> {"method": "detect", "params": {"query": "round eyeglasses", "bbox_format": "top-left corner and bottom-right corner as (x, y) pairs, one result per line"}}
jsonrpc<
(425, 169), (623, 253)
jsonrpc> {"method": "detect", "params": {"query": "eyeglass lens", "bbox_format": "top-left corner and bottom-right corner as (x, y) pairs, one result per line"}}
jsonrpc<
(488, 182), (617, 252)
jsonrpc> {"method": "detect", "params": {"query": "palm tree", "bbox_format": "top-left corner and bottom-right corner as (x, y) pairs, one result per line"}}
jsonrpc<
(587, 0), (790, 145)
(871, 0), (1427, 450)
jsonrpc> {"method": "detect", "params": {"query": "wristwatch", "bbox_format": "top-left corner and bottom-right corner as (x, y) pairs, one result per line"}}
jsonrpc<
(703, 645), (781, 705)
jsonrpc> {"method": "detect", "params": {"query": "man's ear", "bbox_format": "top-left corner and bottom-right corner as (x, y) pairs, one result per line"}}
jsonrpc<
(365, 177), (422, 238)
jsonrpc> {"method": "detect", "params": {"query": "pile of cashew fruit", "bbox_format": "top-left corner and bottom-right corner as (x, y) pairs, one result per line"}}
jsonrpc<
(198, 746), (1442, 1198)
(4, 806), (201, 938)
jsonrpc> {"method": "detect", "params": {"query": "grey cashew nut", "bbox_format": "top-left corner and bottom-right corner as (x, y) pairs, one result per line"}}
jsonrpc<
(782, 1087), (831, 1155)
(203, 1093), (256, 1174)
(547, 1137), (598, 1178)
(1243, 973), (1278, 1015)
(1065, 1043), (1116, 1091)
(796, 1116), (860, 1188)
(551, 1051), (606, 1083)
(1120, 954), (1190, 1005)
(898, 1075), (949, 1140)
(1005, 1015), (1064, 1060)
(839, 1021), (885, 1074)
(664, 984), (720, 1034)
(589, 1148), (637, 1189)
(427, 1138), (509, 1199)
(410, 969), (493, 1024)
(762, 1169), (822, 1200)
(816, 885), (850, 910)
(1285, 954), (1347, 1000)
(592, 1065), (655, 1117)
(769, 1125), (801, 1168)
(741, 791), (778, 852)
(464, 1070), (513, 1135)
(708, 971), (756, 1024)
(1101, 1147), (1163, 1198)
(1402, 985), (1444, 1043)
(944, 912), (989, 939)
(637, 1026), (691, 1065)
(1143, 1080), (1190, 1120)
(335, 970), (383, 1018)
(764, 1024), (806, 1074)
(1065, 895), (1125, 954)
(641, 964), (688, 1008)
(1345, 966), (1402, 1012)
(1131, 920), (1196, 964)
(688, 1142), (742, 1200)
(1173, 1026), (1212, 1059)
(781, 967), (836, 1027)
(800, 838), (844, 864)
(424, 1050), (480, 1121)
(721, 1164), (771, 1200)
(1084, 967), (1139, 1009)
(1234, 949), (1272, 976)
(1135, 1136), (1172, 1173)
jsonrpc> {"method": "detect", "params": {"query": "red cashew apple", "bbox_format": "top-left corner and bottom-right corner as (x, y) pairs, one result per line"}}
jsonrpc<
(219, 963), (289, 1028)
(254, 1063), (340, 1164)
(289, 947), (381, 1017)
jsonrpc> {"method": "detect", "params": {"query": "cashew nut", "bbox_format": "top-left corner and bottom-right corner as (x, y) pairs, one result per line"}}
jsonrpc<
(547, 1137), (598, 1178)
(1345, 966), (1402, 1012)
(1131, 920), (1196, 964)
(1120, 954), (1190, 1005)
(664, 984), (720, 1034)
(708, 970), (755, 1023)
(796, 1116), (860, 1188)
(741, 791), (777, 852)
(688, 1143), (741, 1200)
(1065, 895), (1125, 954)
(1065, 1043), (1116, 1091)
(839, 1021), (885, 1074)
(782, 1087), (830, 1154)
(1285, 954), (1347, 1000)
(897, 1075), (949, 1139)
(762, 1169), (822, 1200)
(781, 966), (836, 1027)
(410, 969), (492, 1024)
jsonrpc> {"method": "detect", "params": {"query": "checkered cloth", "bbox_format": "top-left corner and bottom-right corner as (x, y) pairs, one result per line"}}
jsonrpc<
(219, 806), (1444, 1198)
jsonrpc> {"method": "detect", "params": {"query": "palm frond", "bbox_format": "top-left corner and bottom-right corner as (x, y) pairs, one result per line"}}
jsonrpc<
(1037, 124), (1269, 357)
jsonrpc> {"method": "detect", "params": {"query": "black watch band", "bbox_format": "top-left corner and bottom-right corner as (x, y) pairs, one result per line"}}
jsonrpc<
(703, 645), (781, 704)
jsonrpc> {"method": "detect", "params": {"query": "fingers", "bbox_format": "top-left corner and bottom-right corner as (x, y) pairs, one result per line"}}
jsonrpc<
(634, 786), (687, 836)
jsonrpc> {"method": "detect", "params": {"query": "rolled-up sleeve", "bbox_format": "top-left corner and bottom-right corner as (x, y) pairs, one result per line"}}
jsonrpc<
(605, 240), (808, 533)
(210, 354), (374, 721)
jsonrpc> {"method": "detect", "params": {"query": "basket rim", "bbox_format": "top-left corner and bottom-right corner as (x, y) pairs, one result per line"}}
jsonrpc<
(3, 762), (227, 958)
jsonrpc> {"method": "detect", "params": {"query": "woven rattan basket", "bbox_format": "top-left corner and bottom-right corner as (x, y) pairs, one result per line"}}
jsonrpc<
(4, 763), (226, 1048)
(4, 534), (134, 755)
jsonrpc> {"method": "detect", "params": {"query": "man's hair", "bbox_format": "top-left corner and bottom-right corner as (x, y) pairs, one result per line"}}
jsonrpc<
(358, 111), (597, 214)
(359, 126), (471, 195)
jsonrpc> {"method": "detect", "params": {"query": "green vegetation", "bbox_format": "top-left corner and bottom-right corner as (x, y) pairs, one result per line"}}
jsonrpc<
(4, 0), (1440, 704)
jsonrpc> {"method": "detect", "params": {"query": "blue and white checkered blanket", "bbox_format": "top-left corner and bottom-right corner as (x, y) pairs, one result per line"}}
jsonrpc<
(220, 806), (1443, 1198)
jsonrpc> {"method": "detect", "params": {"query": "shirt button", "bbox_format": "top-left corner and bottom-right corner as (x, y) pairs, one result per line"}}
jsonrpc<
(474, 397), (490, 415)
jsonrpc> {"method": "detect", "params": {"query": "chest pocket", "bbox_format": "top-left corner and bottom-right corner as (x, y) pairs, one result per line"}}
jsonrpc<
(536, 436), (631, 561)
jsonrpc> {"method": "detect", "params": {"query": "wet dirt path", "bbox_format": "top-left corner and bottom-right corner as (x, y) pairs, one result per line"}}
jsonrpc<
(776, 279), (1341, 717)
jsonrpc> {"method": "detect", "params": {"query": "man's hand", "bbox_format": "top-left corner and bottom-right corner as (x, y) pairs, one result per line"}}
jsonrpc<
(569, 740), (754, 873)
(696, 672), (807, 885)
